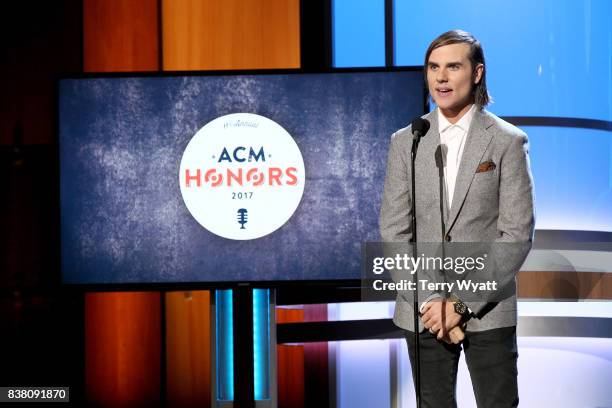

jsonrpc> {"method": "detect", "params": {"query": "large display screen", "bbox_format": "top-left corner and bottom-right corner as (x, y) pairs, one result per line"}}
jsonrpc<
(59, 69), (425, 284)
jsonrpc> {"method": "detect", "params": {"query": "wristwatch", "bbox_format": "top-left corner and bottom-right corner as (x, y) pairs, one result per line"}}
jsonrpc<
(450, 295), (472, 323)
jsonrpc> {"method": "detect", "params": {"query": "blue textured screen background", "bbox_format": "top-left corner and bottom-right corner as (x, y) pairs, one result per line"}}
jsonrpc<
(60, 71), (424, 284)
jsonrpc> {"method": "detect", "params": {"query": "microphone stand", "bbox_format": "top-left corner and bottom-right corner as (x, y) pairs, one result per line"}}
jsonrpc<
(410, 134), (422, 408)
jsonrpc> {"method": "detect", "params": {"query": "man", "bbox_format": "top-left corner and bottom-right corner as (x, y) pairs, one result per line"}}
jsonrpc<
(379, 30), (535, 407)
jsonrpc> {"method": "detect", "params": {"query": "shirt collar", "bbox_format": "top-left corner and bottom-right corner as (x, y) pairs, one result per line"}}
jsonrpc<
(438, 104), (477, 134)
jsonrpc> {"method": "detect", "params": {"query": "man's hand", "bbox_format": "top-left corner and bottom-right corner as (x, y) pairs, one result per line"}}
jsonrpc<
(421, 299), (462, 341)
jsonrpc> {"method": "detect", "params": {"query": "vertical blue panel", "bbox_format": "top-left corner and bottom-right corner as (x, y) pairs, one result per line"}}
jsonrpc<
(216, 289), (234, 401)
(333, 0), (386, 67)
(393, 0), (612, 120)
(253, 289), (270, 400)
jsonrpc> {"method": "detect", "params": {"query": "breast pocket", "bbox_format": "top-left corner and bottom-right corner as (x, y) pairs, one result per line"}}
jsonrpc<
(471, 169), (499, 199)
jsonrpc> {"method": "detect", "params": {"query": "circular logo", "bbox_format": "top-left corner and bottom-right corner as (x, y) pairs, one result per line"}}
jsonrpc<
(179, 113), (305, 240)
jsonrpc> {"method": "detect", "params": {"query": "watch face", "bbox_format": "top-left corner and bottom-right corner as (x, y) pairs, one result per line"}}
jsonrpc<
(454, 302), (467, 315)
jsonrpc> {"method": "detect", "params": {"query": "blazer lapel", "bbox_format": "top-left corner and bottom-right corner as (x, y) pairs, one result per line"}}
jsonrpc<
(446, 109), (495, 232)
(415, 110), (451, 239)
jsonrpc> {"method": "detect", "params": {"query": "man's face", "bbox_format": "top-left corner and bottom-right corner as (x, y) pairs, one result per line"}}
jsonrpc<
(426, 43), (483, 120)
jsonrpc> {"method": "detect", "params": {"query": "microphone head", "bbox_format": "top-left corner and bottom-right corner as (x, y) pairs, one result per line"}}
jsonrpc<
(411, 118), (430, 137)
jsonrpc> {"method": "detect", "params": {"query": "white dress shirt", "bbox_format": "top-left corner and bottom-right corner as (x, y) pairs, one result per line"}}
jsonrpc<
(438, 104), (477, 209)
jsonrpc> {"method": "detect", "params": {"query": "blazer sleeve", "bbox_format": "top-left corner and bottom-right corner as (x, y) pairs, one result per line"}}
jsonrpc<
(495, 132), (536, 243)
(379, 132), (413, 243)
(466, 132), (536, 316)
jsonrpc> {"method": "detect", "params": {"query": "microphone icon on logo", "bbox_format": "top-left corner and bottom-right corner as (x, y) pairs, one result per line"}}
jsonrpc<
(237, 208), (248, 229)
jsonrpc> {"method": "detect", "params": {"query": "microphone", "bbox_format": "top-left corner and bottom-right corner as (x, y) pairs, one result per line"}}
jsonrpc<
(237, 208), (248, 229)
(435, 144), (446, 220)
(411, 118), (430, 142)
(407, 116), (432, 405)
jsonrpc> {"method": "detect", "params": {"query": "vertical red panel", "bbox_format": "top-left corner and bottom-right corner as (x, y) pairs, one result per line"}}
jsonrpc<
(85, 292), (161, 406)
(277, 305), (330, 407)
(83, 1), (161, 406)
(83, 0), (159, 72)
(277, 307), (305, 408)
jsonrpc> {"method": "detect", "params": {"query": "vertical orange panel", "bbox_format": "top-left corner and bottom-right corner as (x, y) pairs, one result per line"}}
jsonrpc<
(83, 0), (160, 72)
(165, 291), (212, 407)
(83, 1), (161, 406)
(85, 292), (161, 407)
(162, 0), (300, 70)
(276, 307), (305, 408)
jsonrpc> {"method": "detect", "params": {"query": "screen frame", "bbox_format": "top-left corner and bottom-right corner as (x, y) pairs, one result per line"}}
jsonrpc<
(57, 66), (428, 291)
